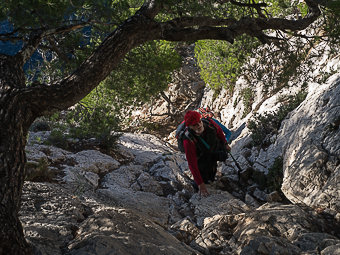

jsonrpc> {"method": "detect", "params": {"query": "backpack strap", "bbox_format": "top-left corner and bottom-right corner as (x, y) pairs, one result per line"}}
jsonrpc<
(190, 119), (215, 152)
(197, 136), (210, 150)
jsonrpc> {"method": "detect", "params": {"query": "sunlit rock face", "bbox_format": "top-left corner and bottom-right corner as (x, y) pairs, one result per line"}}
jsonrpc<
(280, 76), (340, 216)
(20, 182), (198, 255)
(190, 203), (340, 255)
(23, 128), (340, 255)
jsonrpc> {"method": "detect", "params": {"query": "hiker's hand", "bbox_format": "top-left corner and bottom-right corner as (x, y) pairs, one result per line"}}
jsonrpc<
(225, 143), (231, 152)
(199, 183), (209, 197)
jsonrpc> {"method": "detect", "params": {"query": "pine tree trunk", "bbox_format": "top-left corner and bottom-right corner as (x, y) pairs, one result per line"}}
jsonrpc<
(0, 55), (34, 254)
(0, 106), (33, 255)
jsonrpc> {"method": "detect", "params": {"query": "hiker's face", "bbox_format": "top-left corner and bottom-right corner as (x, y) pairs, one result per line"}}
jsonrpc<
(190, 120), (204, 135)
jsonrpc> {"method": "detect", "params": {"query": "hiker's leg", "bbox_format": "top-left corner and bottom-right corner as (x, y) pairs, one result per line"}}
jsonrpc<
(198, 154), (218, 183)
(199, 162), (217, 184)
(197, 158), (210, 184)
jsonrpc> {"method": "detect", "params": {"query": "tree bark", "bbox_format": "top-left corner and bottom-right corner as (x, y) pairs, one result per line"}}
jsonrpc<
(0, 55), (35, 254)
(0, 128), (32, 255)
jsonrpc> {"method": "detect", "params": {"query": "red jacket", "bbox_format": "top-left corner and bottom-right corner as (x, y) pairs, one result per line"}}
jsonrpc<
(183, 119), (226, 185)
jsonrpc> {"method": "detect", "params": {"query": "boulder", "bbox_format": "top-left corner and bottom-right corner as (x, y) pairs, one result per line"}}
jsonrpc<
(20, 182), (94, 255)
(280, 75), (340, 215)
(191, 203), (340, 255)
(20, 182), (199, 255)
(67, 209), (199, 255)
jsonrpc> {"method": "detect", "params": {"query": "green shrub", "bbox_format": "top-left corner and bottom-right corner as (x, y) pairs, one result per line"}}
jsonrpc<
(66, 105), (121, 151)
(25, 158), (55, 182)
(248, 111), (281, 148)
(195, 35), (259, 93)
(251, 156), (283, 193)
(44, 104), (121, 152)
(266, 156), (284, 193)
(252, 170), (267, 189)
(29, 118), (51, 132)
(41, 81), (123, 151)
(241, 88), (254, 118)
(46, 129), (69, 150)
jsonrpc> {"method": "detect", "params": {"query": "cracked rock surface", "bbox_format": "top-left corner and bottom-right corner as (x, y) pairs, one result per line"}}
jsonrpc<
(280, 77), (340, 215)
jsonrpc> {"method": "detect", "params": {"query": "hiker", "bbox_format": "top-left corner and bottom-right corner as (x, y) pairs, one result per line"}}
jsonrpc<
(183, 110), (230, 197)
(197, 107), (232, 143)
(196, 108), (243, 181)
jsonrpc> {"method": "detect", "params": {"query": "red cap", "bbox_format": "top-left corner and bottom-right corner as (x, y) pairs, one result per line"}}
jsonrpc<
(184, 110), (201, 126)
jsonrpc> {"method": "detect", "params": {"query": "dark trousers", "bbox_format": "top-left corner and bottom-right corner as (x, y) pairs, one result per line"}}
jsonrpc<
(198, 154), (217, 184)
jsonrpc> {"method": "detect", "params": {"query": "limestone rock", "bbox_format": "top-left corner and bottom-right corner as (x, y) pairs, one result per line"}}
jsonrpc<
(117, 133), (172, 166)
(280, 75), (340, 214)
(20, 182), (199, 255)
(26, 143), (71, 166)
(235, 203), (339, 254)
(98, 185), (170, 226)
(189, 187), (251, 227)
(67, 209), (199, 255)
(170, 217), (200, 245)
(191, 213), (243, 254)
(321, 244), (340, 255)
(23, 129), (340, 255)
(71, 150), (120, 174)
(137, 171), (164, 195)
(20, 182), (94, 255)
(191, 203), (340, 255)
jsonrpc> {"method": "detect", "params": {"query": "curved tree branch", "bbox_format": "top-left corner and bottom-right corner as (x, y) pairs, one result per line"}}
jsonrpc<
(157, 0), (321, 43)
(160, 26), (236, 43)
(229, 0), (267, 8)
(19, 0), (322, 117)
(164, 17), (237, 28)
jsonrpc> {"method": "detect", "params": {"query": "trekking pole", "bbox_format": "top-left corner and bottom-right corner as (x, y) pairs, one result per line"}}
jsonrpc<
(228, 151), (242, 180)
